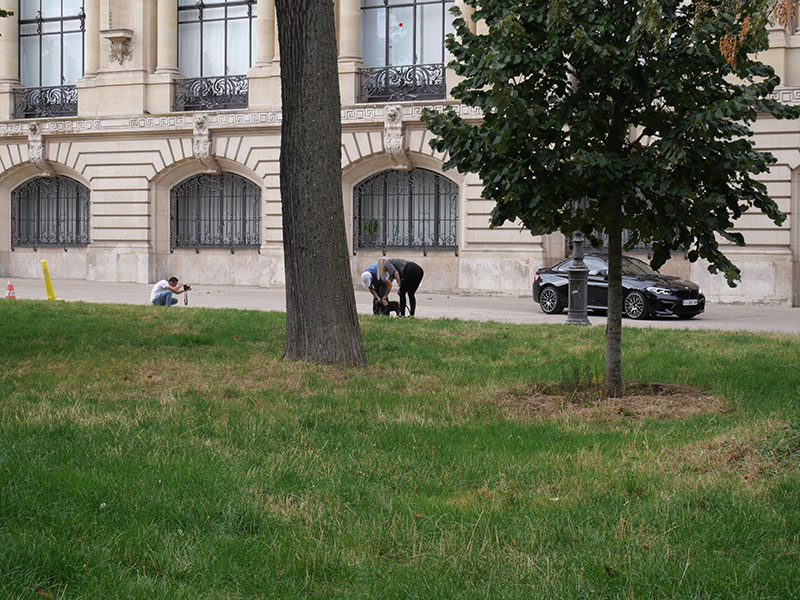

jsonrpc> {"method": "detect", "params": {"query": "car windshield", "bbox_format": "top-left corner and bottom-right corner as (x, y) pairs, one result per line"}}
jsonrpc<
(621, 256), (659, 277)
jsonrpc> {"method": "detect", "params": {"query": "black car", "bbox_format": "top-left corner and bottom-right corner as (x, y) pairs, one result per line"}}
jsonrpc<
(532, 254), (705, 319)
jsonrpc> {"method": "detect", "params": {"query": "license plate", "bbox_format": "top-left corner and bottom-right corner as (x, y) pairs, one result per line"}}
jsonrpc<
(683, 299), (698, 306)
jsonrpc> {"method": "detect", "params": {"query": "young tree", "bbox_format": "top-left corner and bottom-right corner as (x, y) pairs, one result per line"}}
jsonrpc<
(275, 0), (366, 367)
(423, 0), (799, 395)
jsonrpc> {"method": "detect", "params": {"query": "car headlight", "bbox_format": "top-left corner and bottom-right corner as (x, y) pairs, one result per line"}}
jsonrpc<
(646, 286), (671, 295)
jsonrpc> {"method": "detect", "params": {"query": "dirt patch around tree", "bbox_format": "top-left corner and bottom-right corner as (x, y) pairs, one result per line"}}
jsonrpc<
(491, 382), (728, 421)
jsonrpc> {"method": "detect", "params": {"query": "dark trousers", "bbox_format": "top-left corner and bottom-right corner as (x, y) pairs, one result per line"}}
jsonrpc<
(372, 280), (388, 315)
(398, 264), (424, 316)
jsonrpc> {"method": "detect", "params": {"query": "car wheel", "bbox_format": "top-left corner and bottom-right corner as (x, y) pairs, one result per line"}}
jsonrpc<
(539, 286), (563, 315)
(624, 291), (649, 320)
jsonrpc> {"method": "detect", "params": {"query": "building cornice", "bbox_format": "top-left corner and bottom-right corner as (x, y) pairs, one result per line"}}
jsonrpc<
(0, 103), (483, 138)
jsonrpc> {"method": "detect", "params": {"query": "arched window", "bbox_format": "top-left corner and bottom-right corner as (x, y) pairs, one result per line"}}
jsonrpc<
(17, 0), (84, 117)
(354, 168), (458, 250)
(359, 0), (454, 102)
(11, 176), (90, 248)
(170, 173), (261, 249)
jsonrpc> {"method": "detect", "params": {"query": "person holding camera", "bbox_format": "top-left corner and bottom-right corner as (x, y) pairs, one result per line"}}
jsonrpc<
(150, 276), (190, 306)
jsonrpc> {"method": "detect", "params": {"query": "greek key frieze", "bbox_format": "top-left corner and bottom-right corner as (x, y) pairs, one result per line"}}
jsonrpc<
(769, 88), (800, 104)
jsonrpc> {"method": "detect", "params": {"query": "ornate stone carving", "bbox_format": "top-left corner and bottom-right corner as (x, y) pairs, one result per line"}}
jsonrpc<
(384, 104), (412, 170)
(192, 114), (220, 174)
(27, 122), (54, 177)
(101, 29), (133, 64)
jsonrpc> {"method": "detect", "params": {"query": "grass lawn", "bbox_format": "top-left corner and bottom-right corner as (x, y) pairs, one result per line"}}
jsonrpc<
(1, 300), (799, 599)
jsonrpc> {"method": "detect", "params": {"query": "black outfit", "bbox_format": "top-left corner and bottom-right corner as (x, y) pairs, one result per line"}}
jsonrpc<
(372, 280), (389, 315)
(385, 259), (424, 316)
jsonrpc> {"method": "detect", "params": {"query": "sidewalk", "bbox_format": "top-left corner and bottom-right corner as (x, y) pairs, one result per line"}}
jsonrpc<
(5, 277), (800, 334)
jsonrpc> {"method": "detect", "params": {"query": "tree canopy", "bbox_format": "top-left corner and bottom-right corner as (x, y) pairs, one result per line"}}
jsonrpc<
(423, 0), (798, 283)
(422, 0), (799, 394)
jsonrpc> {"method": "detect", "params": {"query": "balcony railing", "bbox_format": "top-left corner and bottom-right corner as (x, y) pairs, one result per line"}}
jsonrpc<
(173, 75), (249, 112)
(358, 64), (446, 103)
(14, 86), (78, 119)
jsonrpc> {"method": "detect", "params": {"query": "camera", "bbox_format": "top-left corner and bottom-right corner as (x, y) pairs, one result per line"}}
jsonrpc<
(183, 284), (192, 291)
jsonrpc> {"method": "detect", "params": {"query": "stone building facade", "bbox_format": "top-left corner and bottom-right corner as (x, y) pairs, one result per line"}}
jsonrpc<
(0, 0), (797, 305)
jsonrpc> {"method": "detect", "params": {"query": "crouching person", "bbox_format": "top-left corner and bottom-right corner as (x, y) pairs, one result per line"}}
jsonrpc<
(150, 276), (189, 306)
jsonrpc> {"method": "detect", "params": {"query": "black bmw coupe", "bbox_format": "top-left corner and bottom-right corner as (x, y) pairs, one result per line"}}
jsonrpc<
(532, 254), (705, 319)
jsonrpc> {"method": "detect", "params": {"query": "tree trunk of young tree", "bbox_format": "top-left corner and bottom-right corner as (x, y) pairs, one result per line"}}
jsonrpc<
(603, 115), (626, 397)
(275, 0), (366, 367)
(604, 190), (623, 397)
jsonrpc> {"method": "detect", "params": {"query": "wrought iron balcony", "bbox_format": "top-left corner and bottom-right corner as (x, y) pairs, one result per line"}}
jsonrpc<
(14, 86), (78, 119)
(173, 75), (249, 112)
(358, 63), (446, 103)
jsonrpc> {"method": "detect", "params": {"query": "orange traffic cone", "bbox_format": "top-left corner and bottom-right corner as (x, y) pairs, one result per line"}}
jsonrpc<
(5, 278), (16, 299)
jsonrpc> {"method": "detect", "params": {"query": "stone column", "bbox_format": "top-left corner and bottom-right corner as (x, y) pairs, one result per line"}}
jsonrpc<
(0, 0), (19, 83)
(338, 0), (361, 104)
(254, 0), (274, 66)
(155, 0), (179, 73)
(338, 0), (360, 61)
(84, 0), (100, 76)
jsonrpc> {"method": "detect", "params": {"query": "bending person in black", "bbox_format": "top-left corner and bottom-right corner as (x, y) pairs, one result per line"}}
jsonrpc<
(382, 258), (424, 317)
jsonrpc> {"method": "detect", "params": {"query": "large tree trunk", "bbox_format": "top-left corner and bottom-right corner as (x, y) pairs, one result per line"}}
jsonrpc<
(275, 0), (366, 366)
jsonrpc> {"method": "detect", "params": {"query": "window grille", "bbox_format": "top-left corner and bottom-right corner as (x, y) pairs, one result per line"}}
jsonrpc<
(11, 176), (90, 248)
(354, 168), (458, 251)
(170, 173), (261, 250)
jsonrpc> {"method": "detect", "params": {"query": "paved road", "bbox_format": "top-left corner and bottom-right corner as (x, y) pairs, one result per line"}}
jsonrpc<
(5, 277), (800, 334)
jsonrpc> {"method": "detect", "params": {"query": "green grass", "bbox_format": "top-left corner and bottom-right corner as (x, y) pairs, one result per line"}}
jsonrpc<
(1, 300), (799, 599)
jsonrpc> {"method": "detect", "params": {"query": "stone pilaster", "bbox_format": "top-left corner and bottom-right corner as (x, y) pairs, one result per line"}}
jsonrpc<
(247, 0), (279, 109)
(155, 0), (178, 73)
(85, 0), (101, 76)
(454, 0), (476, 33)
(0, 0), (19, 120)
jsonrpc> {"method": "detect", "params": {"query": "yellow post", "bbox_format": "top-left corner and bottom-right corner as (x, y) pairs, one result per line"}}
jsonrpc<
(41, 260), (56, 301)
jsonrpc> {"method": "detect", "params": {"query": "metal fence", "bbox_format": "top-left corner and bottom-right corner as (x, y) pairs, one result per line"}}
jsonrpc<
(358, 64), (446, 103)
(14, 86), (78, 118)
(173, 75), (249, 112)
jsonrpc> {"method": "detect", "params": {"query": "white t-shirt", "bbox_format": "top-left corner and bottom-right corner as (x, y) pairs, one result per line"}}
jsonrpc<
(150, 280), (170, 302)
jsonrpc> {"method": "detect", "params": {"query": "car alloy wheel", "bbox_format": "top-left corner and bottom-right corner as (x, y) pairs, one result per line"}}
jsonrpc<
(624, 290), (648, 320)
(539, 286), (562, 314)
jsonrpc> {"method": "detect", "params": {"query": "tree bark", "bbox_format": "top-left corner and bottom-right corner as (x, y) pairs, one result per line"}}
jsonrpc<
(603, 190), (623, 397)
(603, 111), (627, 397)
(275, 0), (366, 366)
